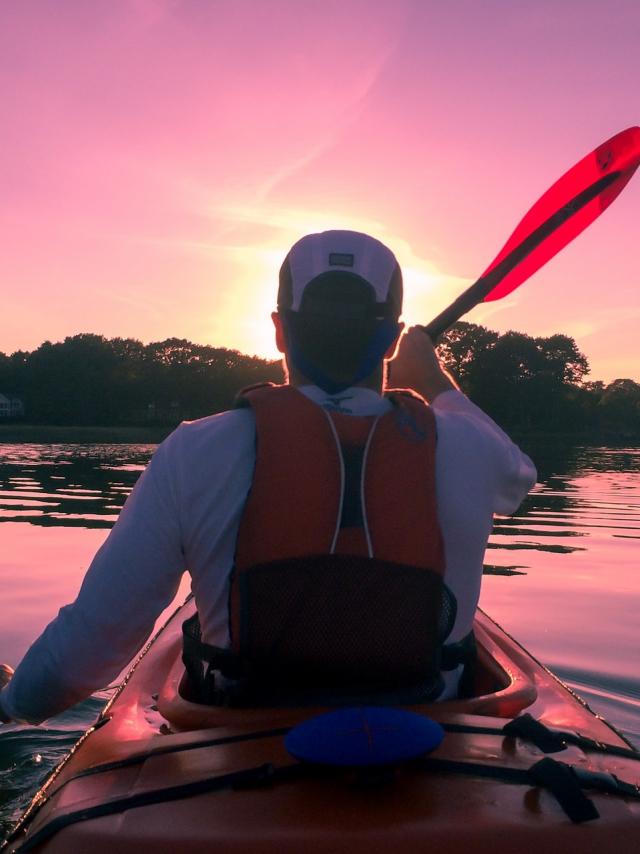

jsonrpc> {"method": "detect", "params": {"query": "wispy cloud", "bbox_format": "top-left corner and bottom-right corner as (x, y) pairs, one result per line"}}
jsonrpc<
(92, 288), (167, 317)
(256, 41), (401, 202)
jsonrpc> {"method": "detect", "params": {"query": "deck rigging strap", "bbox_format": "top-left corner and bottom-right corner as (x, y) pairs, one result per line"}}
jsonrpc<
(39, 713), (640, 788)
(67, 725), (291, 781)
(9, 713), (639, 849)
(502, 713), (640, 758)
(10, 751), (640, 850)
(444, 714), (640, 759)
(11, 763), (288, 853)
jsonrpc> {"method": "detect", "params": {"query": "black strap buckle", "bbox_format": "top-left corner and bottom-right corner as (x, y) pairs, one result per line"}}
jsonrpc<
(503, 713), (567, 753)
(529, 758), (599, 823)
(441, 630), (476, 671)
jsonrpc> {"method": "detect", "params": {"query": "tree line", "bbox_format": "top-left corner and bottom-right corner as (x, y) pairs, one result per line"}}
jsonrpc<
(437, 322), (639, 437)
(0, 335), (283, 426)
(0, 327), (638, 436)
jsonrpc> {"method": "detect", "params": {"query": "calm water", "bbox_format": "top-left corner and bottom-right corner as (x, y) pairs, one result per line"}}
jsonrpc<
(1, 441), (639, 836)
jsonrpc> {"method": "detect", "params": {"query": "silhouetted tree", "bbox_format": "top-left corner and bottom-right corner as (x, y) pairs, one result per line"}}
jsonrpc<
(0, 334), (283, 426)
(598, 379), (640, 435)
(437, 321), (499, 388)
(438, 324), (596, 432)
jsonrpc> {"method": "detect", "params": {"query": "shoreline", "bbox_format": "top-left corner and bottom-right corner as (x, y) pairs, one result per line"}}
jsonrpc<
(0, 424), (174, 444)
(511, 429), (640, 446)
(1, 423), (638, 446)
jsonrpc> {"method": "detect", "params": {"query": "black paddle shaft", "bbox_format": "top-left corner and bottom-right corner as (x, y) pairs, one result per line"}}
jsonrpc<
(421, 170), (622, 342)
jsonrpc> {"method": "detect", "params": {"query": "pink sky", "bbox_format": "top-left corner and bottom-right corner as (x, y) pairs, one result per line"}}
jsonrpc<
(1, 0), (638, 382)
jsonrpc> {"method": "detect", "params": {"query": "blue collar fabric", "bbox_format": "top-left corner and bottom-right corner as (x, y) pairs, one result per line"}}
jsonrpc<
(284, 316), (400, 394)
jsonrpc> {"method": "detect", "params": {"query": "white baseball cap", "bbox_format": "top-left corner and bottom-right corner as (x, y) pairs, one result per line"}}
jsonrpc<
(278, 230), (403, 318)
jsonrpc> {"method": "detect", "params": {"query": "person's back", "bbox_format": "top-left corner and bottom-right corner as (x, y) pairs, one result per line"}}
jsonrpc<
(0, 230), (536, 724)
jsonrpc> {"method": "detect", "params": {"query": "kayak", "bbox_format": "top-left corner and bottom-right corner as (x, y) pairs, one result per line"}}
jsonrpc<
(4, 598), (640, 853)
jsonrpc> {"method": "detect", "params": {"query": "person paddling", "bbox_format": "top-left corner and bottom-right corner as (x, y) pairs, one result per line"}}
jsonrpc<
(0, 230), (536, 724)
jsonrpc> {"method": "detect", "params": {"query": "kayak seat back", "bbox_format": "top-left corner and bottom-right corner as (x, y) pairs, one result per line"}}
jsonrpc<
(158, 612), (537, 732)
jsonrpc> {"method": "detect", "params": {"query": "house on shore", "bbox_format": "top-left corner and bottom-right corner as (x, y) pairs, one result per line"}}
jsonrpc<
(0, 394), (25, 418)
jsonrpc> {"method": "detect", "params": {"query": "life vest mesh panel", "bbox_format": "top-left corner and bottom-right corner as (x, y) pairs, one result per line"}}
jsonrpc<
(234, 554), (456, 690)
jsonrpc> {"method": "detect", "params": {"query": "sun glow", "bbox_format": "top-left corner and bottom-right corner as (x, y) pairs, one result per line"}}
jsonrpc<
(202, 245), (282, 360)
(202, 203), (472, 358)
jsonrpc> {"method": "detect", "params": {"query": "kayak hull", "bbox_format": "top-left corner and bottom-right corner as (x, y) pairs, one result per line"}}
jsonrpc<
(5, 600), (639, 852)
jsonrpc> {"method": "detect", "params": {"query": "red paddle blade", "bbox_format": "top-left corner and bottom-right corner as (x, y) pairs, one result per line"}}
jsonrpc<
(482, 126), (640, 302)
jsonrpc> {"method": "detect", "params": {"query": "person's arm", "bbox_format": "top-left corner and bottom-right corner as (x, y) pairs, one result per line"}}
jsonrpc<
(0, 430), (187, 725)
(431, 389), (537, 513)
(390, 325), (536, 512)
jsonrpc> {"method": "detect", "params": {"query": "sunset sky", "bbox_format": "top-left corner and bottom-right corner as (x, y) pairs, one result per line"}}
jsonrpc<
(2, 0), (638, 382)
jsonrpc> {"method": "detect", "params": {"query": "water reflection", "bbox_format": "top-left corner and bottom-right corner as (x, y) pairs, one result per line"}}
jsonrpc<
(0, 444), (153, 529)
(0, 694), (110, 839)
(482, 564), (527, 576)
(487, 541), (586, 553)
(480, 442), (640, 752)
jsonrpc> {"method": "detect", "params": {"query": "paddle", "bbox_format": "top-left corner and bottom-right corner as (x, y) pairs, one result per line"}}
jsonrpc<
(422, 126), (640, 341)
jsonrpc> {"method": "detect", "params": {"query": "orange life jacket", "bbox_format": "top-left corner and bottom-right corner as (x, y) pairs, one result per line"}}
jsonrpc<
(183, 384), (458, 706)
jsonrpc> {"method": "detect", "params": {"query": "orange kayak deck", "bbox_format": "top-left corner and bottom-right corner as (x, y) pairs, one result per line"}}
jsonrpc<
(5, 600), (640, 853)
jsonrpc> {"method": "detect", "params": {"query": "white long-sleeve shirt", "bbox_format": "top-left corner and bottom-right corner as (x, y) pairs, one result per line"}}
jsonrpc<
(1, 387), (536, 724)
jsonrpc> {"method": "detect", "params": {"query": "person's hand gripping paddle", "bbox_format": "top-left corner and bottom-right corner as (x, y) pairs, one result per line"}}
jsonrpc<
(0, 664), (13, 690)
(422, 126), (640, 340)
(0, 664), (14, 723)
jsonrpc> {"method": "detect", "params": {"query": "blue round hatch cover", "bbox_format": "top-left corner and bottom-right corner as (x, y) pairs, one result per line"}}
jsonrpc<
(285, 706), (444, 767)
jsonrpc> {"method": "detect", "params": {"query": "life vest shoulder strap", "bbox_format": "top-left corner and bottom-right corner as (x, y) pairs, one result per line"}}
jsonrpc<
(234, 384), (344, 570)
(234, 381), (279, 407)
(363, 387), (442, 569)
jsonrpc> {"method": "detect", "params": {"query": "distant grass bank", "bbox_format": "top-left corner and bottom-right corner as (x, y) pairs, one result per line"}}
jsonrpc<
(512, 429), (640, 447)
(0, 424), (173, 444)
(1, 423), (638, 446)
